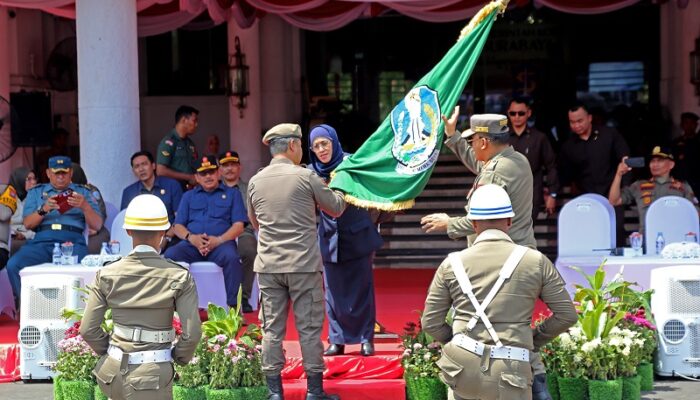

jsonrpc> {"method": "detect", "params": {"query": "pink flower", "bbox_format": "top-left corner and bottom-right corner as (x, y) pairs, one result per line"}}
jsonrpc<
(213, 344), (221, 352)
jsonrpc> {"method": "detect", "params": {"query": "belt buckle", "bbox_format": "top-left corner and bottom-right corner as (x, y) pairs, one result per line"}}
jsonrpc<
(51, 224), (62, 230)
(132, 327), (142, 342)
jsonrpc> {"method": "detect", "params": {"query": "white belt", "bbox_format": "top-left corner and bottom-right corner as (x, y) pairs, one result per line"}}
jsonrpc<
(452, 334), (529, 362)
(113, 325), (175, 344)
(107, 345), (173, 365)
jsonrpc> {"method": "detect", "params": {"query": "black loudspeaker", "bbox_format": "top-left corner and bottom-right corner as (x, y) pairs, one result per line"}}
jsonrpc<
(10, 92), (52, 147)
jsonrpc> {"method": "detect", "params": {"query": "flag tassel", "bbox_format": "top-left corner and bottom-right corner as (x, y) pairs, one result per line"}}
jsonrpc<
(459, 0), (510, 41)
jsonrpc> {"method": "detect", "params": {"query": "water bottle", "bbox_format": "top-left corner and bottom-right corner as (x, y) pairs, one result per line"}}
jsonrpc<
(100, 242), (111, 256)
(52, 243), (62, 265)
(655, 232), (665, 255)
(99, 242), (110, 265)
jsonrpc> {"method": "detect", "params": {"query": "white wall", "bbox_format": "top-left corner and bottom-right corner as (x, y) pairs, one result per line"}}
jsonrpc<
(660, 1), (700, 136)
(140, 95), (230, 161)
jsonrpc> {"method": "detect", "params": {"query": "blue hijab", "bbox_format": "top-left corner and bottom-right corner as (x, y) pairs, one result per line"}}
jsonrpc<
(309, 124), (346, 180)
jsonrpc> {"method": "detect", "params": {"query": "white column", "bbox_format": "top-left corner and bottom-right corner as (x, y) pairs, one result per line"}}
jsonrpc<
(227, 20), (264, 181)
(0, 7), (11, 182)
(76, 0), (140, 210)
(660, 1), (700, 136)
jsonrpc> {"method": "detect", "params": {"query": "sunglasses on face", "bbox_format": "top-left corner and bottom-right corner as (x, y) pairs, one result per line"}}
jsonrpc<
(508, 111), (527, 117)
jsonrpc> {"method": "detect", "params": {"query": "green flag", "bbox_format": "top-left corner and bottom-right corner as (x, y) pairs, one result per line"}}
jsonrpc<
(329, 0), (507, 210)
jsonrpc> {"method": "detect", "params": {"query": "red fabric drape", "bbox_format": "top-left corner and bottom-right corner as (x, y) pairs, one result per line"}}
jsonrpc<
(0, 0), (655, 34)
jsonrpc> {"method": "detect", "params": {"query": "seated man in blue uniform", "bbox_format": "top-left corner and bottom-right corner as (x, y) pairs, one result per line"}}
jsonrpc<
(6, 156), (103, 299)
(164, 155), (248, 308)
(121, 150), (183, 247)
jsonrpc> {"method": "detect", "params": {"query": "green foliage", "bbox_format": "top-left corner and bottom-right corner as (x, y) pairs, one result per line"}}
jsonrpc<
(404, 375), (447, 400)
(173, 385), (207, 400)
(54, 336), (99, 381)
(588, 378), (622, 400)
(400, 318), (442, 379)
(556, 377), (588, 400)
(204, 386), (248, 400)
(59, 380), (96, 400)
(175, 341), (210, 388)
(94, 385), (108, 400)
(621, 374), (641, 400)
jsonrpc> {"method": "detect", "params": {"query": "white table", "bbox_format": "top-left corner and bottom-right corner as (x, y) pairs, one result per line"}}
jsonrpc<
(19, 262), (227, 309)
(555, 255), (700, 293)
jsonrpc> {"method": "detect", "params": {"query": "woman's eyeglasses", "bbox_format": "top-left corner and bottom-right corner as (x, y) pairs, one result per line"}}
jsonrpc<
(312, 141), (332, 151)
(508, 111), (527, 117)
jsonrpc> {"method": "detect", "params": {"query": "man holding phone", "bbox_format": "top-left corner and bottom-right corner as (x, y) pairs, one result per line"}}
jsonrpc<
(608, 146), (699, 233)
(6, 156), (103, 300)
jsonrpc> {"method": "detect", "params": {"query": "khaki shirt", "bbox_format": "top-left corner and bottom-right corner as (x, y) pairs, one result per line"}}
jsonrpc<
(421, 229), (576, 350)
(445, 134), (537, 249)
(621, 176), (700, 233)
(80, 247), (202, 365)
(248, 157), (346, 273)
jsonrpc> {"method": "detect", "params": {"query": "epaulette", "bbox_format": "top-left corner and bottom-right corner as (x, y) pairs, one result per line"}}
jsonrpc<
(670, 179), (685, 192)
(164, 257), (189, 270)
(102, 257), (122, 267)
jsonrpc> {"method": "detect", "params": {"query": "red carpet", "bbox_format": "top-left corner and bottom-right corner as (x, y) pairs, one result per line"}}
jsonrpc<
(0, 315), (20, 383)
(0, 267), (549, 397)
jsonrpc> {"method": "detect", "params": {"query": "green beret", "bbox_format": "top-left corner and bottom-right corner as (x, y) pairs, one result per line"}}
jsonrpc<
(461, 114), (509, 139)
(263, 123), (302, 146)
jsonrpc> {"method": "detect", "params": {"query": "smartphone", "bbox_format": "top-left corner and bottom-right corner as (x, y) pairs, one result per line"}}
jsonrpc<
(54, 189), (74, 214)
(624, 157), (645, 168)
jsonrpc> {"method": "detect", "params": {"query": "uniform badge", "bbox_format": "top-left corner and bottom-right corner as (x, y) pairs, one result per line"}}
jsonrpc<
(165, 140), (174, 146)
(390, 85), (441, 175)
(160, 189), (166, 195)
(162, 151), (170, 157)
(643, 196), (651, 205)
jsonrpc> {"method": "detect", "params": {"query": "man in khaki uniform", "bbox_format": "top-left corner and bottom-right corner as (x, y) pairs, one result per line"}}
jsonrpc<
(421, 109), (536, 249)
(421, 113), (553, 399)
(81, 194), (202, 400)
(248, 123), (346, 400)
(609, 145), (699, 234)
(421, 185), (576, 400)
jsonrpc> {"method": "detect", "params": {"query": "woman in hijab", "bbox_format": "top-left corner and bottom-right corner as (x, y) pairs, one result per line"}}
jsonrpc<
(309, 124), (384, 357)
(9, 167), (38, 254)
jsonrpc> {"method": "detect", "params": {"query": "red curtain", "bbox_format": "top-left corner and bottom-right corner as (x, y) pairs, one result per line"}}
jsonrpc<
(0, 0), (653, 34)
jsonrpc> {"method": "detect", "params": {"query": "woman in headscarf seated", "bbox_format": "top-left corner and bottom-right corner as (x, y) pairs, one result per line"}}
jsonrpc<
(308, 124), (384, 357)
(9, 167), (38, 255)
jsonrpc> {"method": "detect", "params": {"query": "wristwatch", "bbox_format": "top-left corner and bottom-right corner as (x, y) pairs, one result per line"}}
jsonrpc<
(184, 232), (191, 241)
(549, 192), (558, 198)
(37, 205), (48, 216)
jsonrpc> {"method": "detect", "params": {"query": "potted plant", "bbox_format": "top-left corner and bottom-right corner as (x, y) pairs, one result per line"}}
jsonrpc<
(54, 321), (100, 400)
(174, 340), (210, 400)
(400, 320), (447, 400)
(622, 308), (656, 392)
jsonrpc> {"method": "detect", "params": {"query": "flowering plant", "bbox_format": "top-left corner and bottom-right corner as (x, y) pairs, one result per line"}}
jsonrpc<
(400, 320), (442, 379)
(54, 321), (99, 381)
(621, 308), (657, 363)
(206, 334), (263, 389)
(174, 340), (209, 388)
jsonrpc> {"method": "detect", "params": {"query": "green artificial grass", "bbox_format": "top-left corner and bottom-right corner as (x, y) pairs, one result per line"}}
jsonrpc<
(547, 374), (560, 400)
(622, 374), (641, 400)
(204, 386), (247, 400)
(405, 376), (448, 400)
(60, 380), (95, 400)
(173, 384), (207, 400)
(637, 362), (654, 391)
(93, 384), (108, 400)
(557, 377), (588, 400)
(588, 378), (622, 400)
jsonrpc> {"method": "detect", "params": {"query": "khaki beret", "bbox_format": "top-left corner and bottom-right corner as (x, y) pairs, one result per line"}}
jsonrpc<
(461, 114), (509, 139)
(263, 123), (302, 146)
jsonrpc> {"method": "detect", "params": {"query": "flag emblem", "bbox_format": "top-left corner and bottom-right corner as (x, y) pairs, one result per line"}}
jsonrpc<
(391, 86), (441, 175)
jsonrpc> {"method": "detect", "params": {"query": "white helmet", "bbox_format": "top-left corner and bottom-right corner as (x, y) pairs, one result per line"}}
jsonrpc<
(467, 184), (515, 220)
(123, 194), (171, 231)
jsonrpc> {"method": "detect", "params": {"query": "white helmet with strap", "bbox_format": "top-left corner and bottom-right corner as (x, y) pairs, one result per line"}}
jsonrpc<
(467, 184), (515, 220)
(123, 194), (171, 231)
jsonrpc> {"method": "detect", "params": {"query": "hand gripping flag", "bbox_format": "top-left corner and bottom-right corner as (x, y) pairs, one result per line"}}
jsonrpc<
(329, 0), (508, 210)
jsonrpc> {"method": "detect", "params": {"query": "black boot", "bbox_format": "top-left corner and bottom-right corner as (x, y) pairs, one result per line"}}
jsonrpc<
(305, 372), (340, 400)
(323, 344), (344, 356)
(532, 373), (553, 400)
(266, 374), (284, 400)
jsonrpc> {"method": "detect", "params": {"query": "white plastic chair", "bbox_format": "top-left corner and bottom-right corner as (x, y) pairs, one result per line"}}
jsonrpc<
(190, 262), (227, 308)
(558, 193), (616, 256)
(645, 196), (700, 255)
(104, 201), (119, 236)
(110, 209), (132, 255)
